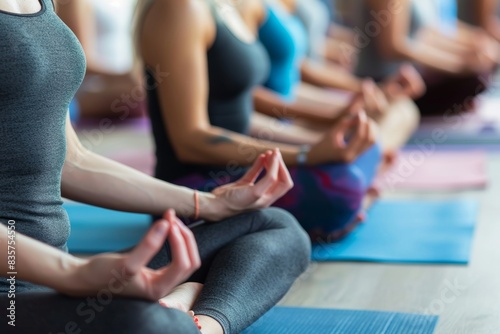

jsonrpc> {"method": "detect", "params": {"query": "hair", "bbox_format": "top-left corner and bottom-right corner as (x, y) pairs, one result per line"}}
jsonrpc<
(131, 0), (156, 74)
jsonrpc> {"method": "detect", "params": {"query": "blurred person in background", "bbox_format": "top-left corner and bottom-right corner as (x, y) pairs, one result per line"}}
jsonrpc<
(353, 0), (498, 116)
(56, 0), (144, 120)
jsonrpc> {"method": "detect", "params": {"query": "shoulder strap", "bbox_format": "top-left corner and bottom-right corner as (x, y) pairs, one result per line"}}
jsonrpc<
(45, 0), (56, 11)
(207, 0), (223, 24)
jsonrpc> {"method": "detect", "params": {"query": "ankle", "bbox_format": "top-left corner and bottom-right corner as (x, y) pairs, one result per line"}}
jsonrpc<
(196, 315), (224, 334)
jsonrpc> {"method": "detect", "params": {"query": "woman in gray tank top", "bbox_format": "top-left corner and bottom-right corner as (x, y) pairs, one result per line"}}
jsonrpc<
(0, 1), (310, 333)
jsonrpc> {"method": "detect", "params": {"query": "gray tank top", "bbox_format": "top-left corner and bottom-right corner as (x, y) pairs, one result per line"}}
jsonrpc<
(354, 0), (423, 80)
(0, 0), (86, 292)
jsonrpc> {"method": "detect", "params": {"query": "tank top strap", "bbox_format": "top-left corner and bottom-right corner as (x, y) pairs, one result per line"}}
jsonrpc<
(206, 0), (224, 24)
(42, 0), (56, 11)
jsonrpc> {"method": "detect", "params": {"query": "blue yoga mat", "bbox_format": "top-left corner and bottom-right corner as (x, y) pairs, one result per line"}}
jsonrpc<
(312, 200), (478, 264)
(65, 202), (151, 253)
(242, 307), (439, 334)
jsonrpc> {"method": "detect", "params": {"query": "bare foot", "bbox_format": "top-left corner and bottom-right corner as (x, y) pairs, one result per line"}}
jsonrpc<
(159, 282), (203, 313)
(159, 282), (204, 331)
(363, 185), (381, 213)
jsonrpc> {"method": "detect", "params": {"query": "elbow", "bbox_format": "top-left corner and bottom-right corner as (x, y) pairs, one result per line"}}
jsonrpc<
(170, 130), (207, 164)
(378, 40), (410, 61)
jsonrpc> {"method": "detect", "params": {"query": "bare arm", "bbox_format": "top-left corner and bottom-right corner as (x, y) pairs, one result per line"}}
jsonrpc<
(139, 0), (303, 167)
(0, 212), (201, 300)
(366, 0), (473, 75)
(300, 59), (363, 92)
(253, 86), (349, 124)
(0, 222), (82, 293)
(476, 0), (500, 41)
(250, 112), (322, 145)
(61, 116), (223, 220)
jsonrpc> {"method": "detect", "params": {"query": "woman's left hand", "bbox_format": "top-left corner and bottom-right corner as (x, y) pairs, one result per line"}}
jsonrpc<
(209, 149), (294, 220)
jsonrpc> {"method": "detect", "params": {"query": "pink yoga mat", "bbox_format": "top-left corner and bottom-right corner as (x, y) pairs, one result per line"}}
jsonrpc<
(375, 151), (488, 191)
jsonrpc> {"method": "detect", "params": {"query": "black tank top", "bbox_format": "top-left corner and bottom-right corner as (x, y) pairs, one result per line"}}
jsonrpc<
(0, 0), (86, 292)
(147, 3), (270, 182)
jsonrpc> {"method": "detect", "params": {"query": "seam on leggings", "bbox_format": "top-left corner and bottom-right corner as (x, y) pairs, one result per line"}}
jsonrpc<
(193, 307), (230, 334)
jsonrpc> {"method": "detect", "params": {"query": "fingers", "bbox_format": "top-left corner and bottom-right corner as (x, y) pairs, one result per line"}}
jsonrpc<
(277, 153), (293, 190)
(399, 64), (426, 97)
(162, 210), (193, 280)
(361, 80), (378, 116)
(261, 149), (294, 205)
(166, 210), (201, 271)
(238, 153), (265, 184)
(333, 113), (358, 148)
(146, 211), (201, 299)
(347, 94), (364, 117)
(344, 112), (373, 161)
(124, 219), (169, 276)
(253, 149), (280, 198)
(363, 80), (388, 119)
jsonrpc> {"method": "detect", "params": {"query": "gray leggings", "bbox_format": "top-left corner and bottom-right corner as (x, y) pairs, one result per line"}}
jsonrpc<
(0, 208), (311, 334)
(150, 207), (311, 333)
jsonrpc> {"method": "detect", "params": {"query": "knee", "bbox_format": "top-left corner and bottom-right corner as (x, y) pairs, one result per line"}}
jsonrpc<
(397, 98), (421, 131)
(380, 98), (420, 150)
(353, 142), (383, 188)
(257, 207), (311, 271)
(289, 164), (366, 235)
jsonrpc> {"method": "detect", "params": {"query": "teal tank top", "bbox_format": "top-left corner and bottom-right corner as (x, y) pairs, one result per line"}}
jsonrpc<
(258, 3), (308, 101)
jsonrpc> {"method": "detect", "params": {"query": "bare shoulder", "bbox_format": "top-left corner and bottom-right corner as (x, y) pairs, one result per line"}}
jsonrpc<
(237, 0), (266, 32)
(140, 0), (216, 62)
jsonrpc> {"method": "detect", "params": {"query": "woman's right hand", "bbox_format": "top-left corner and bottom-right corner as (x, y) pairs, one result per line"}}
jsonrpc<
(307, 107), (378, 165)
(464, 34), (497, 75)
(65, 210), (201, 301)
(360, 79), (389, 121)
(381, 64), (426, 100)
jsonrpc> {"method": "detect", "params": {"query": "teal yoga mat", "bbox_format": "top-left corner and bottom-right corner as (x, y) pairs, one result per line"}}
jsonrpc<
(242, 307), (438, 334)
(65, 202), (150, 253)
(312, 200), (478, 264)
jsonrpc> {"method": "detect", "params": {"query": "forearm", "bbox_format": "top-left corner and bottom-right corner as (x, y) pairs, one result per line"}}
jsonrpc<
(0, 224), (83, 294)
(476, 0), (500, 41)
(403, 41), (468, 75)
(61, 148), (223, 220)
(250, 112), (322, 145)
(300, 60), (363, 92)
(485, 18), (500, 42)
(253, 86), (342, 123)
(328, 23), (355, 44)
(419, 27), (472, 56)
(174, 125), (302, 167)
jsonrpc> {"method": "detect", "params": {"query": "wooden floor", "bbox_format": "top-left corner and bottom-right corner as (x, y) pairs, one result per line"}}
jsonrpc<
(280, 155), (500, 334)
(80, 125), (500, 334)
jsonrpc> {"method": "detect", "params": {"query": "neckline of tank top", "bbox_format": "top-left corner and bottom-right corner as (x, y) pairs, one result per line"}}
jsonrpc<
(0, 0), (46, 17)
(210, 1), (257, 46)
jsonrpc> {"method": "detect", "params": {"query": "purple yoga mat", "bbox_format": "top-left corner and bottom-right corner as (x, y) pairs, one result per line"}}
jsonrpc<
(375, 151), (488, 191)
(412, 97), (500, 144)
